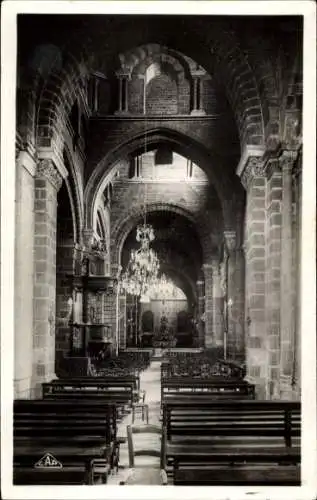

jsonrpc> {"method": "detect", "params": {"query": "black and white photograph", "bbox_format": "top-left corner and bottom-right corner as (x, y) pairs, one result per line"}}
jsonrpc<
(1, 1), (316, 499)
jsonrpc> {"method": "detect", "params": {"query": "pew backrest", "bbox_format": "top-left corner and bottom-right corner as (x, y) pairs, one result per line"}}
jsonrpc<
(163, 400), (301, 447)
(42, 380), (134, 406)
(161, 377), (255, 404)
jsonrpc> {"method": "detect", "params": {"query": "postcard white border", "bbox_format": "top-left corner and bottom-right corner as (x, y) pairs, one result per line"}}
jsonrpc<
(1, 1), (316, 500)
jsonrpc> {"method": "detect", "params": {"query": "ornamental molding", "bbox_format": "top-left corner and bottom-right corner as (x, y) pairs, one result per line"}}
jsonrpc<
(36, 159), (63, 191)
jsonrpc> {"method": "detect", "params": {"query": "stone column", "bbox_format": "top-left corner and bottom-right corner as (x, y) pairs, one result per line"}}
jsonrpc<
(190, 70), (206, 116)
(109, 263), (121, 355)
(292, 154), (302, 399)
(15, 149), (36, 398)
(240, 157), (268, 398)
(280, 151), (297, 399)
(210, 258), (224, 348)
(196, 277), (205, 348)
(118, 77), (123, 113)
(223, 232), (246, 361)
(265, 158), (283, 399)
(224, 231), (236, 359)
(203, 263), (213, 348)
(32, 159), (63, 397)
(115, 72), (130, 115)
(118, 293), (127, 350)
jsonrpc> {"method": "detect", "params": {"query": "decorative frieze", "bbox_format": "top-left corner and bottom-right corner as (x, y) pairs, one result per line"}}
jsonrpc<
(36, 159), (63, 191)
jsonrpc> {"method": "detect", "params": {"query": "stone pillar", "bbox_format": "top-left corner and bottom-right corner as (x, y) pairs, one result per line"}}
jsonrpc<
(32, 159), (63, 397)
(224, 231), (236, 359)
(292, 154), (302, 399)
(240, 157), (268, 398)
(118, 77), (123, 113)
(280, 151), (297, 399)
(203, 263), (213, 348)
(118, 293), (127, 350)
(14, 149), (36, 398)
(223, 232), (245, 361)
(190, 71), (206, 116)
(210, 258), (224, 348)
(265, 158), (283, 399)
(116, 72), (130, 114)
(196, 278), (205, 348)
(109, 263), (121, 355)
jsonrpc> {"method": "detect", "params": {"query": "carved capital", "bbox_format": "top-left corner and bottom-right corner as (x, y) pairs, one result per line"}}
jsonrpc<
(265, 157), (281, 180)
(224, 231), (236, 253)
(36, 159), (63, 191)
(241, 157), (266, 190)
(280, 150), (298, 173)
(283, 112), (302, 150)
(82, 229), (95, 250)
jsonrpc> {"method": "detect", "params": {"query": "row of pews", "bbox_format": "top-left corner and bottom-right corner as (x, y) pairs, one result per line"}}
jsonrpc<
(160, 355), (301, 486)
(13, 351), (150, 485)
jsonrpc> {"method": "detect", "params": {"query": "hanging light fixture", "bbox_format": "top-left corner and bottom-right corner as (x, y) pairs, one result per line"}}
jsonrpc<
(120, 219), (160, 297)
(120, 146), (160, 297)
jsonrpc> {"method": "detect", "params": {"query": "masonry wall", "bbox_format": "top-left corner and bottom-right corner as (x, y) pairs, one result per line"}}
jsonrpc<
(32, 174), (58, 397)
(244, 174), (268, 398)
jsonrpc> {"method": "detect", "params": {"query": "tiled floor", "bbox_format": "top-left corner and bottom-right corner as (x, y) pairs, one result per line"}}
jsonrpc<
(107, 360), (162, 485)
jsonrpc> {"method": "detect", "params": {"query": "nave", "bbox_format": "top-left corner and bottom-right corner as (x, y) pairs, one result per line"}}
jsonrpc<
(9, 9), (310, 494)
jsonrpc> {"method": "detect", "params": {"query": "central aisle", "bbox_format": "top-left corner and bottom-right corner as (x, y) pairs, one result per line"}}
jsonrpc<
(107, 359), (162, 485)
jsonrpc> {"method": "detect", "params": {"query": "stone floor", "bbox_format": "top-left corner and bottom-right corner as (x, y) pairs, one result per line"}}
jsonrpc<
(107, 360), (163, 485)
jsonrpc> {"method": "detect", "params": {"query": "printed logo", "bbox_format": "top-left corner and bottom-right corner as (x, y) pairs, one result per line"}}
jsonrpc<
(34, 453), (63, 469)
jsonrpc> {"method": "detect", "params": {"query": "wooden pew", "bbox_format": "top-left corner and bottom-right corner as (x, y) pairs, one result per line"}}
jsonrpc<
(173, 465), (301, 486)
(14, 399), (119, 485)
(42, 378), (134, 416)
(161, 377), (255, 406)
(48, 375), (140, 396)
(163, 400), (301, 485)
(161, 354), (245, 381)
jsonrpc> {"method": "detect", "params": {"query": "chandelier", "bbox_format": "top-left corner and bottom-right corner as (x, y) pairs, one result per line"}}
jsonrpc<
(120, 185), (160, 299)
(120, 127), (161, 297)
(147, 273), (185, 300)
(120, 222), (160, 296)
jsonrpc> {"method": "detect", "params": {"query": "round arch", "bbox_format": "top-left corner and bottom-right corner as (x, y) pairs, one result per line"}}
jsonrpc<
(32, 25), (267, 156)
(113, 202), (207, 269)
(84, 127), (230, 230)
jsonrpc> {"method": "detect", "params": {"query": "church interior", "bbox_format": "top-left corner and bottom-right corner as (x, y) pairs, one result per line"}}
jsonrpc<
(12, 13), (305, 487)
